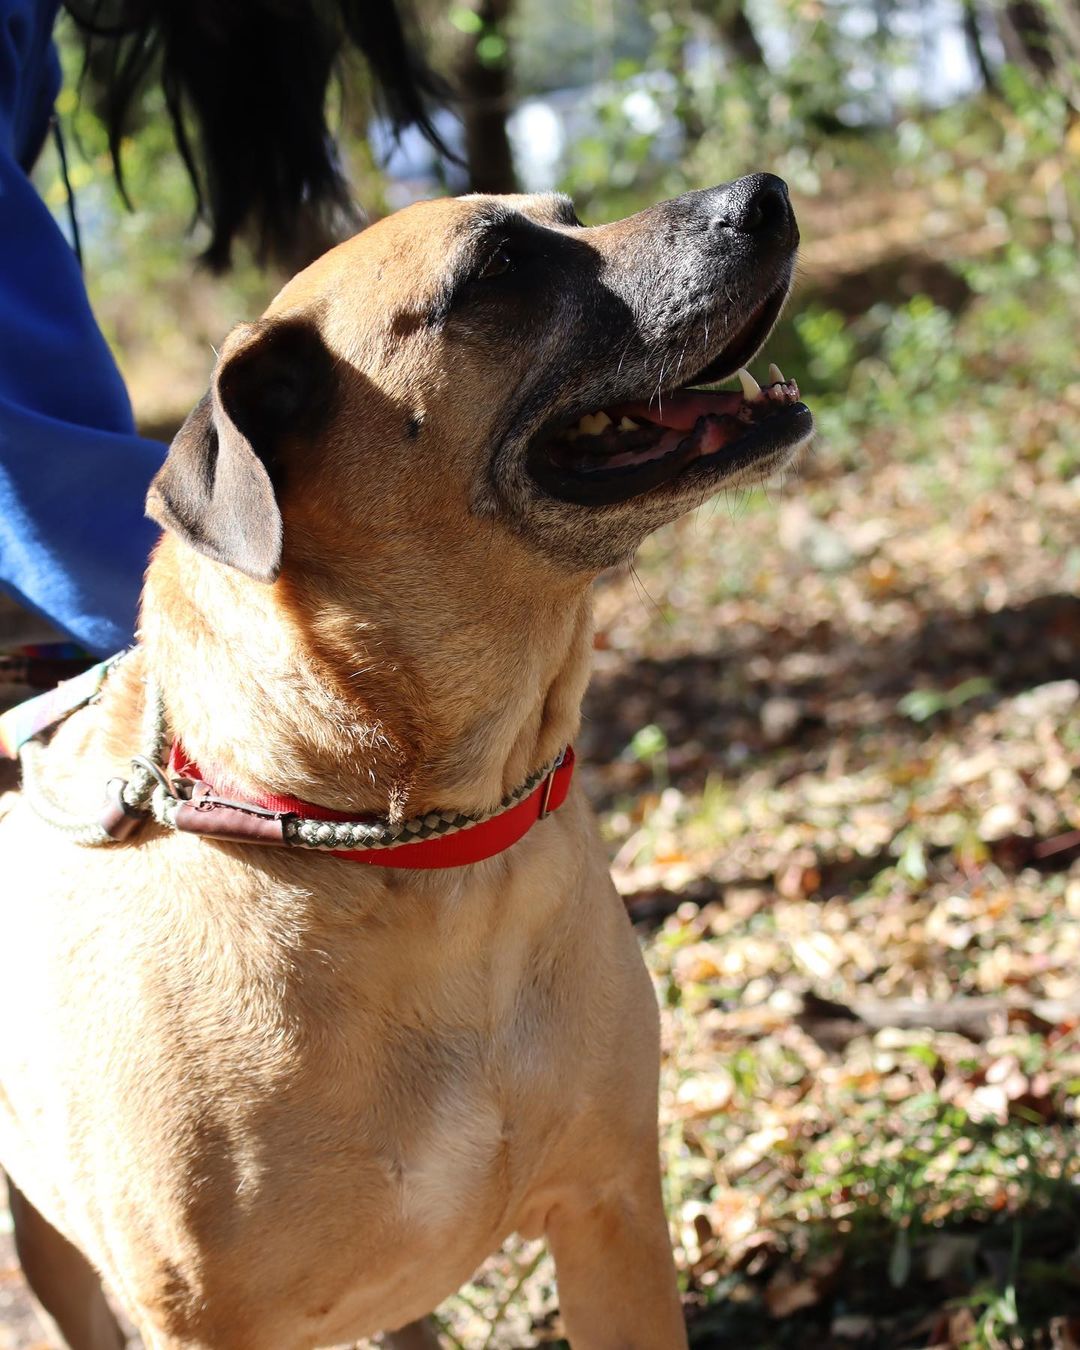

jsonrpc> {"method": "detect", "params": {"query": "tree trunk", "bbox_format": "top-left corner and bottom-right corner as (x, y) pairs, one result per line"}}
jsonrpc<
(456, 0), (517, 194)
(962, 0), (999, 93)
(709, 0), (767, 68)
(1000, 0), (1056, 77)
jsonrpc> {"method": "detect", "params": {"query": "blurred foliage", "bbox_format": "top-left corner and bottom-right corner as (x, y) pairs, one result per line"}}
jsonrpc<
(33, 0), (1080, 448)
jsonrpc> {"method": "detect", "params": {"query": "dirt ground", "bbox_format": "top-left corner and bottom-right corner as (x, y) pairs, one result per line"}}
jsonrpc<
(0, 1230), (48, 1350)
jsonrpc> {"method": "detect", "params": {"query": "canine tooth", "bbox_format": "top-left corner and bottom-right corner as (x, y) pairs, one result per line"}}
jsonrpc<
(737, 367), (762, 400)
(768, 362), (785, 385)
(619, 417), (640, 431)
(578, 411), (612, 435)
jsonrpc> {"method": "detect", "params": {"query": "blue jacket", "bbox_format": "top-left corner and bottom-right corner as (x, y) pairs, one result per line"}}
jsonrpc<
(1, 0), (164, 654)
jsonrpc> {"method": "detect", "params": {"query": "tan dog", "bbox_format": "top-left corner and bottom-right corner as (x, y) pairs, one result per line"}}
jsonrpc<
(0, 178), (810, 1350)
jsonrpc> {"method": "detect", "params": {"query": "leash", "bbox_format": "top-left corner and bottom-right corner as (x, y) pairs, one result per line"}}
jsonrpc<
(1, 650), (575, 868)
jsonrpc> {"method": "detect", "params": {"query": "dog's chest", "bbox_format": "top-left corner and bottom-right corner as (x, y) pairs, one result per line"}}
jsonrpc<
(313, 957), (569, 1223)
(0, 824), (597, 1342)
(218, 889), (561, 1165)
(201, 939), (574, 1340)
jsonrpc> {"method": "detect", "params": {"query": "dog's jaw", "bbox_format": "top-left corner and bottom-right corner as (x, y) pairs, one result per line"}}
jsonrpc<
(465, 186), (811, 569)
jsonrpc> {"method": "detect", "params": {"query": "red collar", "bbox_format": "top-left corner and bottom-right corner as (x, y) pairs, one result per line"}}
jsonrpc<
(167, 744), (575, 869)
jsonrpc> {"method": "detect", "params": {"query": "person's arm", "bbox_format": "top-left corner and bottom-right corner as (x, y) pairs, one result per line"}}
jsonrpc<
(1, 0), (164, 656)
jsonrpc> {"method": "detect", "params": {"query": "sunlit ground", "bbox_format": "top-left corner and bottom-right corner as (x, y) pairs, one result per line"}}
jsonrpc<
(431, 125), (1080, 1349)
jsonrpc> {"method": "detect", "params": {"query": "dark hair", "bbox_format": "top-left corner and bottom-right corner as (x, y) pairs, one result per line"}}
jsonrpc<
(62, 0), (450, 270)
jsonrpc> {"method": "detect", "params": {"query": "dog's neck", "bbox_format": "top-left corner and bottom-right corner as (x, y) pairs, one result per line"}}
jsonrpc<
(139, 535), (594, 819)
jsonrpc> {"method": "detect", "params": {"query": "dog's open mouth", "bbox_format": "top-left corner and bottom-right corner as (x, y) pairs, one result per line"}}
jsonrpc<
(527, 290), (813, 507)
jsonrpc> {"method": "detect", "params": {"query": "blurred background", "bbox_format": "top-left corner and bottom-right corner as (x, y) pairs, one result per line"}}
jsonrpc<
(4, 0), (1080, 1346)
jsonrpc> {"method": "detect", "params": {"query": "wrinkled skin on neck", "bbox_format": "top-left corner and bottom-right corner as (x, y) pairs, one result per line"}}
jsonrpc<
(141, 522), (593, 820)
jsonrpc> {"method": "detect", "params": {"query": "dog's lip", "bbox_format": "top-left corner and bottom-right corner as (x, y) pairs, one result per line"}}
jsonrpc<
(529, 393), (812, 507)
(528, 273), (792, 456)
(677, 284), (789, 391)
(524, 276), (810, 507)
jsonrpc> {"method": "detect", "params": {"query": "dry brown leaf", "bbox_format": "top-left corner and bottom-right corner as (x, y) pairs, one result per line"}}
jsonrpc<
(764, 1265), (826, 1318)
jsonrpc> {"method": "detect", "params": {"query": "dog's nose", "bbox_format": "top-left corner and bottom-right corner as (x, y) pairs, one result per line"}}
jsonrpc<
(709, 174), (792, 238)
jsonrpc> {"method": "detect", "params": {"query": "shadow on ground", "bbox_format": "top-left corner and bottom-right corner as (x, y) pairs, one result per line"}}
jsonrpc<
(580, 591), (1080, 804)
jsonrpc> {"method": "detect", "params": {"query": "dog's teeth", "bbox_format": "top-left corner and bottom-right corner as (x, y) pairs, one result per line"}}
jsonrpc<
(578, 411), (612, 436)
(619, 417), (640, 431)
(737, 368), (762, 400)
(768, 363), (785, 385)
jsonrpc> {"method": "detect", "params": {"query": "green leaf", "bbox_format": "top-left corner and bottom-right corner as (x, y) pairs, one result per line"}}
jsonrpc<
(449, 7), (483, 33)
(945, 677), (995, 709)
(888, 1227), (912, 1288)
(897, 688), (949, 722)
(898, 836), (928, 882)
(629, 724), (668, 763)
(476, 33), (508, 65)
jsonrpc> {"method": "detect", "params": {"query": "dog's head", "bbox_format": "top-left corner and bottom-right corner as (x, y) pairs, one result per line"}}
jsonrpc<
(148, 179), (811, 584)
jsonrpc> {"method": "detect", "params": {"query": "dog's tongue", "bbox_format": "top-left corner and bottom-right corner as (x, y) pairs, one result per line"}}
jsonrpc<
(610, 389), (746, 432)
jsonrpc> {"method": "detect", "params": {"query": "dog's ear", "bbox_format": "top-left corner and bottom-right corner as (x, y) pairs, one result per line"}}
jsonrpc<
(146, 316), (335, 583)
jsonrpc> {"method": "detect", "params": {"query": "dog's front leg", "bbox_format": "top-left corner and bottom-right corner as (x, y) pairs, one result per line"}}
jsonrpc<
(6, 1176), (126, 1350)
(545, 1172), (687, 1350)
(382, 1318), (444, 1349)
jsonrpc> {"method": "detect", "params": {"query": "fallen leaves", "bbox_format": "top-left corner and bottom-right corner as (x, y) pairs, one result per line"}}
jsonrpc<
(556, 274), (1080, 1346)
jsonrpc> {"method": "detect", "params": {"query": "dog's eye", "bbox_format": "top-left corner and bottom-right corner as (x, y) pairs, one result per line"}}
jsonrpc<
(477, 247), (513, 281)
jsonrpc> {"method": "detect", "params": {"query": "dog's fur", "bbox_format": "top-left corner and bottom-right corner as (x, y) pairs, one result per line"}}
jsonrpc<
(0, 186), (804, 1349)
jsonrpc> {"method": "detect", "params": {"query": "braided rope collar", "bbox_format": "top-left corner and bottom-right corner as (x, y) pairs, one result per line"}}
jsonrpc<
(165, 741), (575, 868)
(7, 650), (576, 869)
